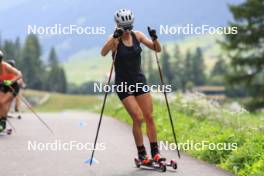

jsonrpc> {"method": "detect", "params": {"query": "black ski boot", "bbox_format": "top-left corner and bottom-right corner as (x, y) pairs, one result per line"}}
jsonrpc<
(0, 117), (7, 132)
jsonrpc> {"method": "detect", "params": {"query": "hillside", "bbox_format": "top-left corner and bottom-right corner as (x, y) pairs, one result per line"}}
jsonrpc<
(0, 0), (243, 60)
(63, 34), (223, 85)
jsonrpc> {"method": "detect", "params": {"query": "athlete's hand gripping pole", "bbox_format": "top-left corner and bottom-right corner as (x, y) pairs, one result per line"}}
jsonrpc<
(90, 50), (118, 166)
(148, 26), (181, 159)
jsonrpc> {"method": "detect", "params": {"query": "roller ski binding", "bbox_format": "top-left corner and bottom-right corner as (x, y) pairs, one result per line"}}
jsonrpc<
(134, 154), (177, 172)
(153, 154), (178, 170)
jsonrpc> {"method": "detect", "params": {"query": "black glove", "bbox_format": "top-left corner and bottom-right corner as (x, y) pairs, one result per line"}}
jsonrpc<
(113, 28), (124, 39)
(148, 26), (158, 41)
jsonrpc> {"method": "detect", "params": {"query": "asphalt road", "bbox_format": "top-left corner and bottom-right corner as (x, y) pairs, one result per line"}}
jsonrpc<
(0, 112), (234, 176)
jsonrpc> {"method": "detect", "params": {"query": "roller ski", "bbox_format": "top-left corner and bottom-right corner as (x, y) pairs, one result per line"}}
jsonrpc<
(7, 107), (22, 120)
(134, 154), (177, 172)
(0, 128), (12, 135)
(7, 114), (21, 120)
(134, 156), (167, 172)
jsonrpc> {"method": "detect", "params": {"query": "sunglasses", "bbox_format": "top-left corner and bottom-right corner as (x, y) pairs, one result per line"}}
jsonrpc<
(120, 25), (133, 31)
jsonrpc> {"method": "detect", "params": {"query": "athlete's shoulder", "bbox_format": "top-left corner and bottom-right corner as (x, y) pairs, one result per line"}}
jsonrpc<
(133, 30), (144, 36)
(133, 31), (145, 42)
(2, 61), (8, 67)
(2, 61), (14, 71)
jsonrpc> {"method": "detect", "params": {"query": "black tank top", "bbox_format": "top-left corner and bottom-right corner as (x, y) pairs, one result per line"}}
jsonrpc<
(114, 32), (146, 84)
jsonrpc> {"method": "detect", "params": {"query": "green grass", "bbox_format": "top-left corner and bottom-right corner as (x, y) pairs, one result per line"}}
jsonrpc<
(36, 94), (99, 112)
(63, 48), (112, 85)
(24, 90), (100, 112)
(92, 93), (264, 176)
(23, 89), (48, 99)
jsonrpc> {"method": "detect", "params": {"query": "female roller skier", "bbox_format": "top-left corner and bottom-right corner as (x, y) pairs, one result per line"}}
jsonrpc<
(101, 9), (162, 164)
(0, 50), (23, 132)
(7, 59), (25, 116)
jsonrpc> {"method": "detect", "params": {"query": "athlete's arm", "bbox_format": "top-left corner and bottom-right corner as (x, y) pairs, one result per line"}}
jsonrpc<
(101, 35), (116, 56)
(135, 31), (161, 52)
(5, 62), (22, 83)
(17, 78), (26, 88)
(101, 29), (122, 56)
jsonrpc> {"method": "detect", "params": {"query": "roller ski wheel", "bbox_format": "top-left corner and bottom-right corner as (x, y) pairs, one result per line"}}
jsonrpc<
(170, 159), (178, 170)
(153, 157), (167, 172)
(18, 115), (22, 120)
(0, 129), (12, 135)
(153, 154), (178, 170)
(159, 161), (167, 172)
(157, 158), (177, 170)
(6, 129), (12, 135)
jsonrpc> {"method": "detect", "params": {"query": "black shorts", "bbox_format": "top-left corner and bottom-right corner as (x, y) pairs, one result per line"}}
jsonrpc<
(115, 75), (150, 100)
(0, 82), (20, 97)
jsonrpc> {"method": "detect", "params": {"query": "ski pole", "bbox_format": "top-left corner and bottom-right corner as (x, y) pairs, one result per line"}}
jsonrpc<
(151, 39), (181, 159)
(20, 94), (54, 135)
(90, 51), (117, 166)
(8, 85), (54, 135)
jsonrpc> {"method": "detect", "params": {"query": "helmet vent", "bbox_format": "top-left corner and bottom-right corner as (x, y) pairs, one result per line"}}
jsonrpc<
(114, 9), (134, 26)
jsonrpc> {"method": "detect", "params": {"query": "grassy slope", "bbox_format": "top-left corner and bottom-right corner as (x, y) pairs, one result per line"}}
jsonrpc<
(92, 94), (264, 176)
(63, 34), (223, 85)
(24, 90), (100, 112)
(63, 48), (112, 85)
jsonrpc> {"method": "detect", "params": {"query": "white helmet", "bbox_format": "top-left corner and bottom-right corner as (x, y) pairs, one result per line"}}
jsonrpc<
(114, 9), (134, 29)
